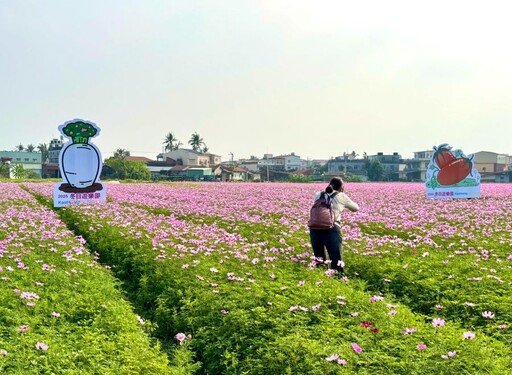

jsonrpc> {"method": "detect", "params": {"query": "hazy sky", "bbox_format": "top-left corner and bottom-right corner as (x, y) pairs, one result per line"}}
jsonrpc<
(1, 1), (511, 161)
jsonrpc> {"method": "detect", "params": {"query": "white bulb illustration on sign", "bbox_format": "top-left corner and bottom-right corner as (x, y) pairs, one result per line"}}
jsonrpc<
(61, 143), (101, 188)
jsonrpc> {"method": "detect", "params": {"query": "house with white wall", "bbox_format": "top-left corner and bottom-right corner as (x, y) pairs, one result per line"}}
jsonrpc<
(257, 152), (304, 171)
(238, 158), (260, 173)
(161, 149), (216, 167)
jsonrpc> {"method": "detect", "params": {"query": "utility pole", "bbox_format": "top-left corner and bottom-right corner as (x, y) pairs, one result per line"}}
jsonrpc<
(344, 151), (348, 175)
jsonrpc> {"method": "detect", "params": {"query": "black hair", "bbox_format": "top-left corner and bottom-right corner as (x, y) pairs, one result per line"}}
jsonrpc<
(325, 177), (344, 194)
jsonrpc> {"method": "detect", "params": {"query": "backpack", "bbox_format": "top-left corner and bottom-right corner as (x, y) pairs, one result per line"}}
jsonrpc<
(308, 192), (338, 229)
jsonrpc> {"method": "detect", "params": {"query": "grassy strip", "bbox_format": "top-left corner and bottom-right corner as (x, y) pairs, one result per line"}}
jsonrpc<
(0, 187), (174, 374)
(51, 199), (512, 374)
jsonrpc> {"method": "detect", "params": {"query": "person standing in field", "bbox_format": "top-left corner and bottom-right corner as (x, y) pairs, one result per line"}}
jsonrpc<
(309, 177), (359, 275)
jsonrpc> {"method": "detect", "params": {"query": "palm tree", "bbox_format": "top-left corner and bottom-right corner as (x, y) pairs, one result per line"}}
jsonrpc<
(113, 149), (130, 160)
(163, 132), (180, 152)
(15, 144), (24, 151)
(37, 143), (49, 162)
(188, 132), (204, 152)
(26, 144), (35, 152)
(202, 145), (209, 153)
(12, 164), (26, 179)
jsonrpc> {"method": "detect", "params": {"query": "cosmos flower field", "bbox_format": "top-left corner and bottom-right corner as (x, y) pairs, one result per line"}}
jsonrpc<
(1, 181), (511, 374)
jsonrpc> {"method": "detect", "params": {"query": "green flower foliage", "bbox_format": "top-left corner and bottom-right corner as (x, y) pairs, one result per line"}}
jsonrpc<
(16, 181), (512, 374)
(0, 186), (171, 374)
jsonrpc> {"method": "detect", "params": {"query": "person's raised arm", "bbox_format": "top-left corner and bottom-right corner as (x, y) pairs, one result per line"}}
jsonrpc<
(343, 195), (359, 212)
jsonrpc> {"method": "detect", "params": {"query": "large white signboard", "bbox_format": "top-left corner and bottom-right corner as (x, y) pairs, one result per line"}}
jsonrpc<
(53, 119), (107, 207)
(426, 144), (481, 199)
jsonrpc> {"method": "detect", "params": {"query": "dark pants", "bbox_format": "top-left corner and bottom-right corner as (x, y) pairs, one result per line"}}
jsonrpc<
(309, 226), (343, 272)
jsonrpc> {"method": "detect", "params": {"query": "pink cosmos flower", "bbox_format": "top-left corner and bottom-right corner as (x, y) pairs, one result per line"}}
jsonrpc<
(388, 310), (397, 316)
(35, 342), (48, 351)
(20, 292), (39, 300)
(0, 350), (6, 356)
(361, 321), (373, 328)
(463, 331), (476, 339)
(441, 351), (457, 359)
(432, 318), (445, 327)
(221, 309), (229, 315)
(337, 359), (347, 365)
(18, 325), (30, 333)
(369, 295), (384, 302)
(324, 269), (336, 277)
(401, 327), (417, 335)
(326, 354), (339, 361)
(351, 343), (362, 353)
(417, 344), (427, 351)
(498, 324), (507, 330)
(175, 332), (186, 344)
(52, 312), (61, 318)
(482, 311), (495, 319)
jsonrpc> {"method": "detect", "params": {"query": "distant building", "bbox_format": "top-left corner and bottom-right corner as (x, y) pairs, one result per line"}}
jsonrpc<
(327, 157), (367, 179)
(43, 137), (64, 178)
(367, 152), (405, 181)
(123, 156), (171, 179)
(238, 158), (260, 173)
(473, 151), (511, 182)
(125, 156), (153, 164)
(404, 150), (434, 181)
(257, 152), (305, 171)
(160, 149), (220, 167)
(0, 150), (42, 178)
